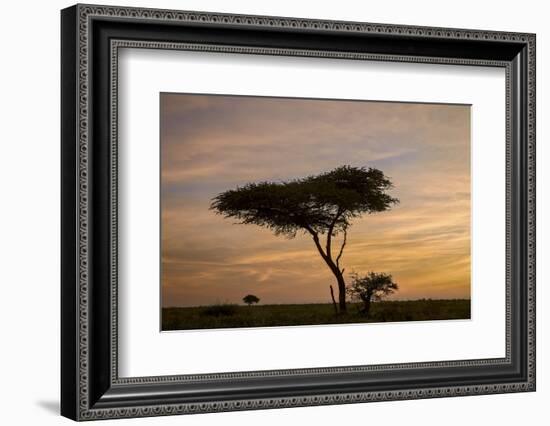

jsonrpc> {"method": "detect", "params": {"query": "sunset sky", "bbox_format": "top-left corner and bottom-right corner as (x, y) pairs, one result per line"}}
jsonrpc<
(161, 93), (471, 307)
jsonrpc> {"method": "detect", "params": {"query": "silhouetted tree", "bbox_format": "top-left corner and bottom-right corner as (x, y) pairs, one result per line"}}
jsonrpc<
(347, 272), (399, 317)
(243, 294), (260, 306)
(211, 166), (398, 313)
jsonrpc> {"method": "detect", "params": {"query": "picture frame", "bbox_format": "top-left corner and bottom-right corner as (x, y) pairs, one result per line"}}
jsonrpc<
(61, 3), (536, 421)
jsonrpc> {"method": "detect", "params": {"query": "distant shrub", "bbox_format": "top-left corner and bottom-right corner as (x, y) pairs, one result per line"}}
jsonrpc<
(243, 294), (260, 306)
(201, 304), (238, 317)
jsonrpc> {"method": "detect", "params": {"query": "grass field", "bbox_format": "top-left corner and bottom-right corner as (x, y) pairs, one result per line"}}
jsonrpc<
(162, 299), (470, 331)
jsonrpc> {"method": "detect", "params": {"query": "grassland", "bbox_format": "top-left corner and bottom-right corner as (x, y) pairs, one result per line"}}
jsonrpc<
(162, 299), (470, 331)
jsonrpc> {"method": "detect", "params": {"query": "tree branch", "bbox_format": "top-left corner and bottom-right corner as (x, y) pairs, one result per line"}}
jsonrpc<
(304, 225), (345, 279)
(335, 228), (347, 270)
(303, 225), (330, 262)
(326, 208), (343, 260)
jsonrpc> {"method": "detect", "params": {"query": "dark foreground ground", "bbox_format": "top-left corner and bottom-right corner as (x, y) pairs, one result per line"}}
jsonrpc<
(162, 299), (470, 331)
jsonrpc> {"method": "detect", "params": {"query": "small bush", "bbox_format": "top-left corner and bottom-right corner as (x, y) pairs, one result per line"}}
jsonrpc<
(243, 294), (260, 306)
(200, 304), (238, 317)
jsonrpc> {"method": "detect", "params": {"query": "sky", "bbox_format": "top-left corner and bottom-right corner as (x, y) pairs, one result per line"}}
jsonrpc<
(161, 93), (471, 307)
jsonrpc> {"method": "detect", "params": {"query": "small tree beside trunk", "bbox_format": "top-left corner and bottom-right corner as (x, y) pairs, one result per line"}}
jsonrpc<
(347, 272), (399, 317)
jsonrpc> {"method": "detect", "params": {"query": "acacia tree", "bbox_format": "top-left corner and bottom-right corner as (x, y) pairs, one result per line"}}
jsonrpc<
(243, 294), (260, 306)
(211, 166), (398, 313)
(347, 272), (399, 317)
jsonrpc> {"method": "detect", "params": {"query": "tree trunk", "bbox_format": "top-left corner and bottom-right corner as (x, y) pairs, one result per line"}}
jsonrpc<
(329, 285), (338, 314)
(308, 231), (347, 313)
(336, 272), (347, 313)
(360, 294), (372, 317)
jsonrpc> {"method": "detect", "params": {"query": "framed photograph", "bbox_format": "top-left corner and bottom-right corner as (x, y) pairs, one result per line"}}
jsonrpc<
(61, 4), (536, 421)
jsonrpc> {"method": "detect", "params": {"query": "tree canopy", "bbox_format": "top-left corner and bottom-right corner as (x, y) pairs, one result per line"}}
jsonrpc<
(210, 165), (398, 238)
(347, 272), (399, 302)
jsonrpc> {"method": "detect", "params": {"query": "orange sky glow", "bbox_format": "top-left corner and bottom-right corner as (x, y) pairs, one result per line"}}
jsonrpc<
(161, 93), (471, 307)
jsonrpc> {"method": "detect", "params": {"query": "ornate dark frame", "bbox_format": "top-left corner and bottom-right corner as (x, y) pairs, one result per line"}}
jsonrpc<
(61, 3), (536, 421)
